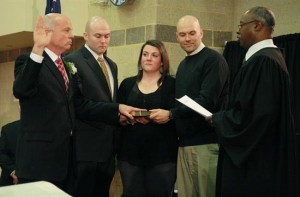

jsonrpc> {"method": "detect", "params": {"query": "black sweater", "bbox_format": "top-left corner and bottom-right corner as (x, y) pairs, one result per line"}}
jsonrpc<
(173, 47), (229, 147)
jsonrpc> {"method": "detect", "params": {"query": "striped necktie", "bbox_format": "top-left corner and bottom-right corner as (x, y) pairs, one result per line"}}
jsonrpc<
(55, 57), (68, 92)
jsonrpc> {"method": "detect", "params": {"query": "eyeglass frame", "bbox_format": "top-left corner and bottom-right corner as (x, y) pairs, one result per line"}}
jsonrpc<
(238, 20), (257, 29)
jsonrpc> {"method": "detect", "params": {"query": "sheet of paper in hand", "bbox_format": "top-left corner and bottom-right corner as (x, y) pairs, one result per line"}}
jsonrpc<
(176, 95), (212, 118)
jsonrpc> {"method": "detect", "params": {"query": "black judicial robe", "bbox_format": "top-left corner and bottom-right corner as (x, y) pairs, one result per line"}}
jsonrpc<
(212, 47), (298, 197)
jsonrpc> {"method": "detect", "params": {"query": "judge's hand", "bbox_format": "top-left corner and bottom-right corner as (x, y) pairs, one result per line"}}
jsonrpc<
(149, 109), (170, 124)
(32, 16), (53, 55)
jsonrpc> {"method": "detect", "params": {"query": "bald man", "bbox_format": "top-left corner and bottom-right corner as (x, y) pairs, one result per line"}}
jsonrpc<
(13, 14), (75, 194)
(65, 16), (137, 197)
(207, 6), (298, 197)
(170, 15), (229, 197)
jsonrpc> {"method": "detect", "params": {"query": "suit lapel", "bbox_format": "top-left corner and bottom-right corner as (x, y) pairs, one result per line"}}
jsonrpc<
(43, 53), (69, 95)
(81, 47), (112, 99)
(104, 55), (118, 101)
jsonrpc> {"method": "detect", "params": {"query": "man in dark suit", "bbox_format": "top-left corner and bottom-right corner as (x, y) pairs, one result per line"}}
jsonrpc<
(64, 16), (136, 197)
(0, 120), (20, 186)
(13, 13), (76, 194)
(13, 14), (137, 196)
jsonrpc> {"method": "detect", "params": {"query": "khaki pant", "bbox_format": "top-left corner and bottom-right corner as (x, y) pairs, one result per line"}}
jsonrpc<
(177, 144), (219, 197)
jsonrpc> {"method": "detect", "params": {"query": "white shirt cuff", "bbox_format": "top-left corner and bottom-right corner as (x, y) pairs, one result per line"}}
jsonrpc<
(30, 52), (44, 63)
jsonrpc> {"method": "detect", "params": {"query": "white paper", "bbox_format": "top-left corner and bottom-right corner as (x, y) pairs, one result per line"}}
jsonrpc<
(176, 95), (212, 118)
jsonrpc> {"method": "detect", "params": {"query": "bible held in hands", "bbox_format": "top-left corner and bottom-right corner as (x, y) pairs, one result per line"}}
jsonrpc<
(130, 111), (152, 117)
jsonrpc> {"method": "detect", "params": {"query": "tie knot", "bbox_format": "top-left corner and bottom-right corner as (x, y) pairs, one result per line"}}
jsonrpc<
(55, 57), (63, 64)
(97, 56), (104, 63)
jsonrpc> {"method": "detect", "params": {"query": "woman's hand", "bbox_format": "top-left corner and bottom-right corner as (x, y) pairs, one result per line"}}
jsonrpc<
(149, 109), (170, 124)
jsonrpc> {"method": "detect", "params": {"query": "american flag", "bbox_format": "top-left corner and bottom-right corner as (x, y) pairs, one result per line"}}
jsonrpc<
(45, 0), (61, 14)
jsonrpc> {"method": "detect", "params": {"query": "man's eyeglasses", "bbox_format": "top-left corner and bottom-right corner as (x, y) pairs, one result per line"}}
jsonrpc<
(238, 20), (257, 29)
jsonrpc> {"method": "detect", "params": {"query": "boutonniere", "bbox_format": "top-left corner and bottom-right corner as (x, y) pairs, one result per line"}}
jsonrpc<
(65, 62), (77, 75)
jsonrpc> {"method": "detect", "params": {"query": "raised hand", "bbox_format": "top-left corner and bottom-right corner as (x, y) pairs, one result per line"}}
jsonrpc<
(32, 15), (53, 55)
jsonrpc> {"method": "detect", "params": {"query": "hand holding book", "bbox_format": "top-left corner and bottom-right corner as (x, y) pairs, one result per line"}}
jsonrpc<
(130, 110), (152, 117)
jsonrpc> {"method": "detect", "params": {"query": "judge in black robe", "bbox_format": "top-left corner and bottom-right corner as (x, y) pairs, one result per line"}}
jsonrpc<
(208, 7), (298, 197)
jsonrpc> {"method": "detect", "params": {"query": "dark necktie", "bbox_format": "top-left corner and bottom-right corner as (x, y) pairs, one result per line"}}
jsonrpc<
(55, 57), (68, 92)
(97, 56), (112, 95)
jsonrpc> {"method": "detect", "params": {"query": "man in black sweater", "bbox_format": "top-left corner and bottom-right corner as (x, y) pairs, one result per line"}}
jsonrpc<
(171, 15), (229, 197)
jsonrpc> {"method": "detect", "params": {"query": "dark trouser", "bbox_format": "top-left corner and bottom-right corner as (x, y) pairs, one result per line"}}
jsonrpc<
(119, 161), (176, 197)
(73, 156), (115, 197)
(18, 137), (75, 195)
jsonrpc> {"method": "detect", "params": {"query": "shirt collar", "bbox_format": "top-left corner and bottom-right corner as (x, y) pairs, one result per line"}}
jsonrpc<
(85, 44), (103, 60)
(188, 42), (205, 56)
(45, 48), (60, 62)
(245, 39), (277, 61)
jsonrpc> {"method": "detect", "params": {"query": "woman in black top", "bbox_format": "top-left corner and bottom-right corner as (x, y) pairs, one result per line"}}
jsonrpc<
(118, 40), (178, 197)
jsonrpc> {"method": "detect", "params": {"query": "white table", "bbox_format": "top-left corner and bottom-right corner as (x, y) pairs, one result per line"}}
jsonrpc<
(0, 181), (72, 197)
